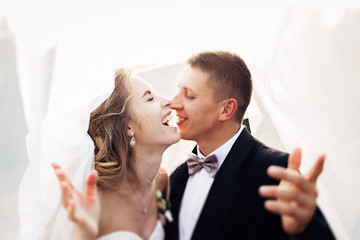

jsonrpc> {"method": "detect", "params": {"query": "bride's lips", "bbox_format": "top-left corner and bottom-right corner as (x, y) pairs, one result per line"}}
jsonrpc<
(161, 111), (177, 128)
(161, 111), (171, 125)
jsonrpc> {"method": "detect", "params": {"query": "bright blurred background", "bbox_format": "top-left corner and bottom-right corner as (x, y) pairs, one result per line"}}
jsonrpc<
(1, 0), (359, 239)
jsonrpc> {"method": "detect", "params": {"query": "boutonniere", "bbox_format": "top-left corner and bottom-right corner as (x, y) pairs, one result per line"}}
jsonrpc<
(156, 189), (173, 226)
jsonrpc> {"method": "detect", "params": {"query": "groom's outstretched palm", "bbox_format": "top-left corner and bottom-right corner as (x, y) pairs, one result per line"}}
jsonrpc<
(259, 148), (324, 234)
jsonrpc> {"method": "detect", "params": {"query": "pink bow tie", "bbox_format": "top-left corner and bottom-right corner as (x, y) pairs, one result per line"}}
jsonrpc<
(186, 153), (218, 178)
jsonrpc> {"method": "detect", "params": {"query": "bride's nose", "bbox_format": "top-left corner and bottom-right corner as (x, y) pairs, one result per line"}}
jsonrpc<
(160, 98), (171, 108)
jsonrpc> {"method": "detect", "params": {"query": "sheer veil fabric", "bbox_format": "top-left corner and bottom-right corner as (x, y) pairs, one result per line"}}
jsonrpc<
(15, 1), (360, 239)
(251, 2), (360, 239)
(18, 40), (116, 239)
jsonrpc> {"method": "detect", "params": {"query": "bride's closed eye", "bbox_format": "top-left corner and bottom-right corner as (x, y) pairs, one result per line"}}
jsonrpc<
(141, 90), (154, 102)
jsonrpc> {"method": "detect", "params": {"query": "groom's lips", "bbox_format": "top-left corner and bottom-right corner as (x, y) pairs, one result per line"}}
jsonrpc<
(176, 115), (186, 125)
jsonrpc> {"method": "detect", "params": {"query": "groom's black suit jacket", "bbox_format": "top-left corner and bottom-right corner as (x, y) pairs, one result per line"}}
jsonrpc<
(166, 128), (335, 240)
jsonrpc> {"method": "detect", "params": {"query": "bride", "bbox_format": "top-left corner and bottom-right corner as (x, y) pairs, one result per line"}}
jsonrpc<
(52, 68), (180, 239)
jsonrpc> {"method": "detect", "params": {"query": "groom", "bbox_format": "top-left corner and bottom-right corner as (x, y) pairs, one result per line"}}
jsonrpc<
(166, 51), (335, 239)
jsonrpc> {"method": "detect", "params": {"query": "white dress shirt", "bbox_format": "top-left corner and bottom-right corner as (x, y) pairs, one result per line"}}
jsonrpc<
(178, 125), (244, 240)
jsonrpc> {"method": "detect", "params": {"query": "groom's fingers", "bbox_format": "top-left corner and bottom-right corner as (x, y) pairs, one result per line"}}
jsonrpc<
(259, 185), (316, 209)
(264, 200), (314, 222)
(305, 154), (325, 183)
(288, 148), (302, 171)
(266, 166), (317, 196)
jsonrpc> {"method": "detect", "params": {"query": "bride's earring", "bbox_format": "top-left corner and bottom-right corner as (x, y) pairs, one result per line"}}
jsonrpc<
(129, 132), (136, 148)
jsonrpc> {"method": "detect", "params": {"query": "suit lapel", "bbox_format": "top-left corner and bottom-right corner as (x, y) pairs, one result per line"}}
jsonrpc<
(191, 129), (260, 239)
(170, 162), (189, 229)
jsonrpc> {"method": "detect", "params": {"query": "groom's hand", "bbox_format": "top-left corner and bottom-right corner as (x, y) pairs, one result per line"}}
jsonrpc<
(259, 148), (325, 235)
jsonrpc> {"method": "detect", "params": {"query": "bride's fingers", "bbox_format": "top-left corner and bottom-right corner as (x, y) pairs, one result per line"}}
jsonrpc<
(68, 200), (98, 238)
(68, 200), (87, 228)
(52, 163), (64, 183)
(60, 182), (69, 207)
(60, 181), (75, 208)
(56, 169), (74, 190)
(51, 162), (61, 170)
(67, 200), (80, 223)
(52, 163), (74, 189)
(85, 171), (98, 197)
(60, 182), (70, 207)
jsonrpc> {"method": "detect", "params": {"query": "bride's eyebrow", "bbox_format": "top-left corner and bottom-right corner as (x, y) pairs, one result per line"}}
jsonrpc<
(142, 90), (152, 98)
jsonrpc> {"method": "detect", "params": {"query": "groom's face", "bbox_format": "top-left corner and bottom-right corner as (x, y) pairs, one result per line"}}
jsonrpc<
(170, 67), (223, 143)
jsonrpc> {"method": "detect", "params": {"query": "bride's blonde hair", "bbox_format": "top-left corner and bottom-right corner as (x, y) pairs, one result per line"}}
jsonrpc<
(87, 68), (139, 190)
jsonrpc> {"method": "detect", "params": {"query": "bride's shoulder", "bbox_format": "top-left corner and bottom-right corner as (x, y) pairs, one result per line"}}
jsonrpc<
(155, 168), (168, 192)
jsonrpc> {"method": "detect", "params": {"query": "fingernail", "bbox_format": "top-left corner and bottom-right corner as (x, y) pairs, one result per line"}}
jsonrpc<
(268, 166), (279, 174)
(264, 201), (272, 209)
(259, 186), (268, 194)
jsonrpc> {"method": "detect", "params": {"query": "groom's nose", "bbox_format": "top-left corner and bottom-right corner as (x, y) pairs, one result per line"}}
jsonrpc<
(169, 102), (182, 110)
(170, 93), (183, 110)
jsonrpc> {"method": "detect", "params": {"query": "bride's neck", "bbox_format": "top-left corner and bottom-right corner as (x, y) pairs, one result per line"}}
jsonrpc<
(132, 145), (164, 187)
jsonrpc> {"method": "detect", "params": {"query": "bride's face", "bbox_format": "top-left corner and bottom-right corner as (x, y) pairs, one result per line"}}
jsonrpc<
(129, 76), (180, 148)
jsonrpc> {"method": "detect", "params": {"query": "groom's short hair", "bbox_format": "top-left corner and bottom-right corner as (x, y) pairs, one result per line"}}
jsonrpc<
(187, 51), (252, 123)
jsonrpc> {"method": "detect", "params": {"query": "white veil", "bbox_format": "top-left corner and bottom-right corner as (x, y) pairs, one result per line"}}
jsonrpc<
(18, 40), (116, 239)
(250, 1), (360, 238)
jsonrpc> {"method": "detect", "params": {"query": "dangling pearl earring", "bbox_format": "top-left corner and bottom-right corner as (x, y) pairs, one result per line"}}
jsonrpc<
(130, 132), (136, 148)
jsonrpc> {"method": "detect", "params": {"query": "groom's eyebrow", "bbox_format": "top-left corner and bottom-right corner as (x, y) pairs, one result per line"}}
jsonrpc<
(178, 85), (195, 93)
(142, 90), (151, 98)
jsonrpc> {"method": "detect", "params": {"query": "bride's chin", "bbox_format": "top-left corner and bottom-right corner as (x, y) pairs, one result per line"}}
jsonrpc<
(170, 139), (180, 146)
(165, 136), (181, 146)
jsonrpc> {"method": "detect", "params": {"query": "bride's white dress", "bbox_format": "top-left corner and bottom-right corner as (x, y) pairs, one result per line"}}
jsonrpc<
(96, 220), (164, 240)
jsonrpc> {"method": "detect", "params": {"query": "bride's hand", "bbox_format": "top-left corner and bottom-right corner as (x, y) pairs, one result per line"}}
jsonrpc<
(52, 163), (100, 239)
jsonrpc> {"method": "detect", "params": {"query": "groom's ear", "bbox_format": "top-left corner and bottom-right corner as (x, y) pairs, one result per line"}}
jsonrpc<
(219, 98), (238, 122)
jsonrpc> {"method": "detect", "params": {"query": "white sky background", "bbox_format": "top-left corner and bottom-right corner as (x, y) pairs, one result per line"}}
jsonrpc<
(1, 0), (294, 127)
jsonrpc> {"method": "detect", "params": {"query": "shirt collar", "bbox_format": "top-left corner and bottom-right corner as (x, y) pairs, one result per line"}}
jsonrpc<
(197, 125), (244, 170)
